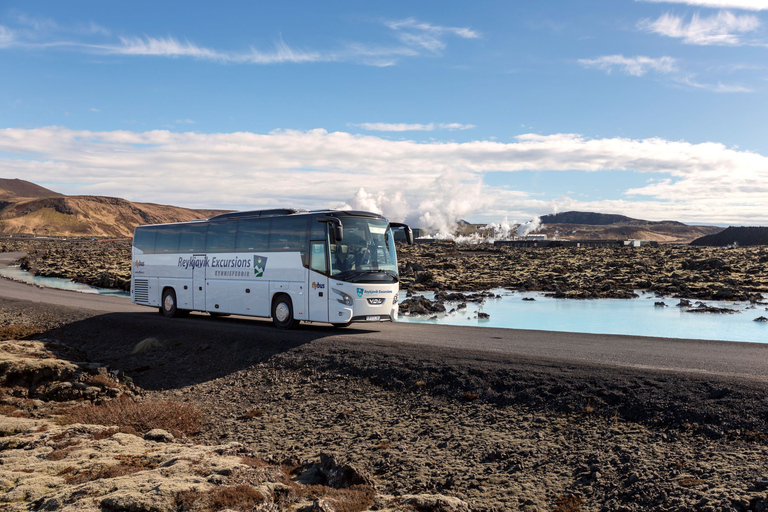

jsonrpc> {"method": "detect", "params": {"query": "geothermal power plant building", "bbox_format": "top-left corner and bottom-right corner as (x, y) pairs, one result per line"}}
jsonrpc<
(493, 238), (658, 248)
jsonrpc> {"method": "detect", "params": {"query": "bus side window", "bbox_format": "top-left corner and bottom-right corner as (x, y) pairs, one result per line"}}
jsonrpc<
(269, 217), (309, 252)
(134, 227), (157, 254)
(206, 221), (237, 253)
(310, 217), (327, 240)
(154, 225), (180, 254)
(310, 241), (327, 274)
(236, 218), (270, 252)
(179, 224), (207, 253)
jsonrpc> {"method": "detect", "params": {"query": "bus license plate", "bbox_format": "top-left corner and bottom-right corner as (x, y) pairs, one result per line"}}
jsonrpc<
(366, 315), (381, 321)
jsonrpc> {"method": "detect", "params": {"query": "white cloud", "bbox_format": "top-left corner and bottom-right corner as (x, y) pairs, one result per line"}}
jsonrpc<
(353, 122), (476, 132)
(109, 36), (227, 59)
(81, 21), (111, 37)
(93, 36), (328, 64)
(2, 127), (768, 226)
(384, 18), (480, 40)
(578, 54), (678, 76)
(0, 15), (478, 67)
(242, 39), (325, 64)
(0, 26), (15, 48)
(640, 11), (761, 45)
(674, 75), (753, 91)
(439, 123), (477, 131)
(580, 54), (751, 92)
(638, 0), (768, 11)
(14, 15), (111, 38)
(380, 18), (480, 58)
(355, 122), (436, 132)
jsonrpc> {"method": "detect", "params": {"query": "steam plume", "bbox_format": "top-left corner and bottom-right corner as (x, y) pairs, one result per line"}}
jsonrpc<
(340, 174), (493, 236)
(517, 216), (542, 237)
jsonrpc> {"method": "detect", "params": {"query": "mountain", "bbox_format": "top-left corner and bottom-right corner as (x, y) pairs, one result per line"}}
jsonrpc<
(0, 179), (227, 237)
(0, 178), (63, 200)
(455, 210), (724, 244)
(536, 211), (723, 244)
(541, 211), (684, 227)
(690, 227), (768, 247)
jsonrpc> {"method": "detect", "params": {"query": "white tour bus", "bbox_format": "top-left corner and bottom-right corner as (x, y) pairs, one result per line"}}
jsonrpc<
(130, 209), (413, 328)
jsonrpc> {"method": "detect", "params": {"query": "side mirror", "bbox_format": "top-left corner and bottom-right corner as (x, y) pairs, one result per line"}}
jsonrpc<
(389, 223), (414, 245)
(317, 216), (343, 242)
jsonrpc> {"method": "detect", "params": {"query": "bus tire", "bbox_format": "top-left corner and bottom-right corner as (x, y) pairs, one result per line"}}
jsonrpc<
(161, 288), (181, 318)
(271, 294), (297, 329)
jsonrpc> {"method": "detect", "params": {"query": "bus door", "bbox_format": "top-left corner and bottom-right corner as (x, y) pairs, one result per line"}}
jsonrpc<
(308, 241), (329, 322)
(192, 254), (206, 310)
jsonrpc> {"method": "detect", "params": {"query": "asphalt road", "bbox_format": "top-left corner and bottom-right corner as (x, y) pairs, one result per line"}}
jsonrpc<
(3, 251), (768, 381)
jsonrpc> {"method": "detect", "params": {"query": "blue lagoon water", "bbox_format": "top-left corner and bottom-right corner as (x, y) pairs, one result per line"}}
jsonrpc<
(400, 289), (768, 344)
(0, 266), (129, 297)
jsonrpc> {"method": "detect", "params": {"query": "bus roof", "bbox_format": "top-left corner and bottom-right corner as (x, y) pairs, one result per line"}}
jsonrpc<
(207, 209), (385, 222)
(135, 208), (387, 230)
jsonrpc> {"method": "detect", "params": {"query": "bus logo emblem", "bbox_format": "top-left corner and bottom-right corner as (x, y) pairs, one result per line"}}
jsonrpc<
(254, 256), (268, 277)
(357, 288), (364, 298)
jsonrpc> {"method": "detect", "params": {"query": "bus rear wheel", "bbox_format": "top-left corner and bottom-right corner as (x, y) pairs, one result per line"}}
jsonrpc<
(272, 294), (297, 329)
(160, 289), (185, 318)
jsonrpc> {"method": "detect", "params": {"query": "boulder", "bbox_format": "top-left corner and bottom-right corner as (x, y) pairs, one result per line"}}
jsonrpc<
(144, 429), (175, 443)
(296, 453), (374, 489)
(682, 258), (727, 271)
(687, 306), (740, 314)
(713, 288), (735, 300)
(399, 296), (446, 315)
(401, 494), (471, 512)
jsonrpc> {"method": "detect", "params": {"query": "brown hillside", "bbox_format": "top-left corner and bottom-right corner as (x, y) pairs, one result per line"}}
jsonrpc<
(456, 215), (724, 244)
(0, 195), (227, 237)
(538, 222), (724, 244)
(0, 178), (63, 200)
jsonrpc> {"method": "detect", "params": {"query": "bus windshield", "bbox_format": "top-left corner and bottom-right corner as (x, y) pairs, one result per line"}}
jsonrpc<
(329, 217), (398, 281)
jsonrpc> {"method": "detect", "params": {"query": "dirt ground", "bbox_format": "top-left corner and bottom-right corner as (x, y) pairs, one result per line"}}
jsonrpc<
(2, 297), (768, 511)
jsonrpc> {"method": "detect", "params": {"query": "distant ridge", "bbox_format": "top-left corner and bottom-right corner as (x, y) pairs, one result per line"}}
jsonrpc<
(0, 178), (63, 200)
(690, 227), (768, 247)
(535, 211), (723, 244)
(0, 179), (228, 237)
(541, 211), (683, 227)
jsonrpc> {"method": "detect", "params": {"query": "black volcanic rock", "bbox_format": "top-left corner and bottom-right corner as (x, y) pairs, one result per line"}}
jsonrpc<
(399, 296), (446, 315)
(690, 226), (768, 247)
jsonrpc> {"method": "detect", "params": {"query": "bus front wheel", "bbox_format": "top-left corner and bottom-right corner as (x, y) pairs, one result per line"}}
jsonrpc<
(160, 288), (183, 318)
(271, 294), (297, 329)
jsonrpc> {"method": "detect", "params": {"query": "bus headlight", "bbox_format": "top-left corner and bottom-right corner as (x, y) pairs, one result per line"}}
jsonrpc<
(393, 293), (398, 305)
(333, 288), (353, 306)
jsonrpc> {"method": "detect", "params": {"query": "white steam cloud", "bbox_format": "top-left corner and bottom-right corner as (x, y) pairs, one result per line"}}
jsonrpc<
(340, 175), (493, 236)
(480, 218), (515, 241)
(517, 217), (543, 237)
(471, 216), (545, 243)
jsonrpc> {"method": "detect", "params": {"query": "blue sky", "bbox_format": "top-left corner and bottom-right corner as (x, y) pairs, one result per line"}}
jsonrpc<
(1, 0), (767, 231)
